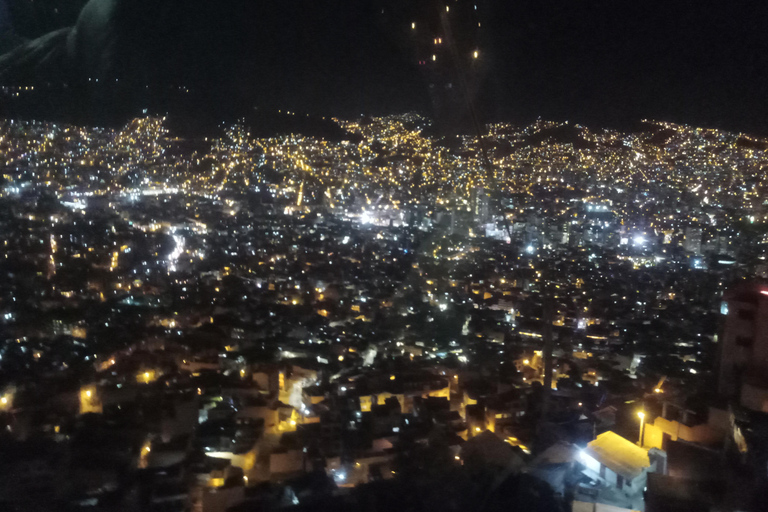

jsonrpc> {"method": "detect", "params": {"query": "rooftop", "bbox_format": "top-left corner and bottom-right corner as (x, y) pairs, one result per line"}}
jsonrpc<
(583, 431), (650, 480)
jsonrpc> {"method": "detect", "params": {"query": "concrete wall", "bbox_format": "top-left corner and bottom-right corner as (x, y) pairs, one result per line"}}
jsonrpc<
(425, 384), (451, 400)
(580, 452), (645, 500)
(708, 407), (730, 432)
(207, 449), (257, 472)
(580, 451), (602, 477)
(644, 416), (723, 449)
(741, 382), (768, 413)
(374, 393), (405, 412)
(643, 423), (665, 450)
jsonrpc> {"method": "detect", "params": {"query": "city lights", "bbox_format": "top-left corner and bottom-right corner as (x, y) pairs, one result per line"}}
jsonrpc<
(0, 73), (765, 512)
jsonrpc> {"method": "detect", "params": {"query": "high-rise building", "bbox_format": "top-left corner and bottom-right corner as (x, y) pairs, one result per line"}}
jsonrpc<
(470, 187), (490, 225)
(718, 282), (768, 411)
(683, 227), (702, 255)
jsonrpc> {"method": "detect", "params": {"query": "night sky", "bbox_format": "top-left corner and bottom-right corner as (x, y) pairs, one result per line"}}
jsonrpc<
(1, 0), (767, 134)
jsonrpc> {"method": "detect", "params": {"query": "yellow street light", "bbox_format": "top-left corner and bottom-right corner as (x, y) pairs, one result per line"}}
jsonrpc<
(637, 411), (646, 446)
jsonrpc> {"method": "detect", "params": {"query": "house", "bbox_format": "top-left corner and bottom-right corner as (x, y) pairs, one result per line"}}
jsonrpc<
(578, 431), (666, 511)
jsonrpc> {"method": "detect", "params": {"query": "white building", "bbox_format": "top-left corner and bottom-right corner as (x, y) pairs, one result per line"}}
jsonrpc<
(578, 431), (666, 511)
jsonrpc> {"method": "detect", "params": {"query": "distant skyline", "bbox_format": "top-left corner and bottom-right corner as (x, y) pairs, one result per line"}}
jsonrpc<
(1, 0), (767, 135)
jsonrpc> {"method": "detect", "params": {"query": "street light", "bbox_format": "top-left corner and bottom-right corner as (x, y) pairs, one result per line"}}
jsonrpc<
(637, 411), (645, 446)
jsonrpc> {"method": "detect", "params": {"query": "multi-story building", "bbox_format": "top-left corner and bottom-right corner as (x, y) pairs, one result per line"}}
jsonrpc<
(718, 281), (768, 411)
(471, 187), (490, 225)
(683, 227), (702, 255)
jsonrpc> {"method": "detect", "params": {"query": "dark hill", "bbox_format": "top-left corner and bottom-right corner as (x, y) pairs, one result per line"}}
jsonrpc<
(514, 124), (596, 150)
(0, 0), (429, 135)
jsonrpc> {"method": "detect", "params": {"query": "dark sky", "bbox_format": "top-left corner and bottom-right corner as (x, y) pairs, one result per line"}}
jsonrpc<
(1, 0), (767, 134)
(482, 1), (768, 134)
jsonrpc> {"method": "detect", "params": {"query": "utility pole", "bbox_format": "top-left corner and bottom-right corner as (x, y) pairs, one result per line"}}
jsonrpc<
(542, 291), (554, 412)
(535, 264), (556, 450)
